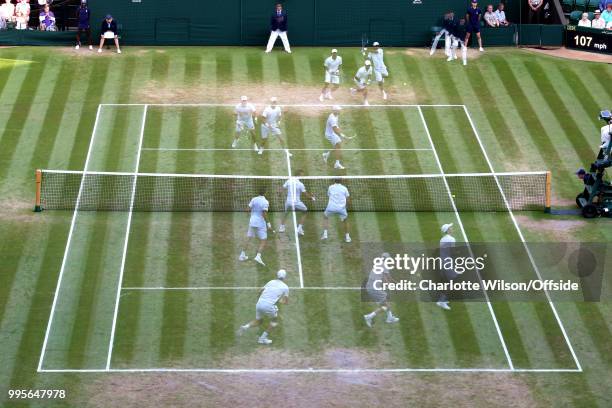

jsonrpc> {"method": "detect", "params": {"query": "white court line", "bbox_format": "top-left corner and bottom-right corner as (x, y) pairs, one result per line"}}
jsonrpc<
(37, 104), (105, 373)
(285, 150), (305, 288)
(38, 367), (582, 373)
(462, 106), (583, 372)
(142, 147), (433, 152)
(417, 106), (515, 371)
(122, 286), (362, 290)
(105, 105), (149, 370)
(101, 103), (465, 108)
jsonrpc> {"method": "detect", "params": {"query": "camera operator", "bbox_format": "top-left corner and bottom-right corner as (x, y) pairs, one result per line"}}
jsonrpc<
(599, 113), (611, 160)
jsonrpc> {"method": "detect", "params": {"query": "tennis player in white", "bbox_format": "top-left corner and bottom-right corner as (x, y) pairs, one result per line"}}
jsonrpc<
(322, 105), (347, 170)
(232, 95), (259, 151)
(321, 178), (351, 243)
(366, 42), (389, 100)
(350, 60), (373, 106)
(237, 269), (289, 345)
(319, 49), (343, 102)
(239, 190), (271, 266)
(437, 223), (457, 310)
(278, 169), (316, 235)
(364, 252), (400, 327)
(258, 97), (289, 155)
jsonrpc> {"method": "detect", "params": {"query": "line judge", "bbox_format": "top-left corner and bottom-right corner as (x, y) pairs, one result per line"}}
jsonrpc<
(265, 3), (291, 54)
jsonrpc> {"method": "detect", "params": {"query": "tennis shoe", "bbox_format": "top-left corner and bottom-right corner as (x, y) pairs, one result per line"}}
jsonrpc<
(238, 252), (248, 261)
(364, 314), (374, 328)
(436, 301), (451, 310)
(322, 152), (330, 163)
(237, 325), (248, 336)
(258, 337), (272, 345)
(254, 254), (265, 266)
(386, 316), (399, 324)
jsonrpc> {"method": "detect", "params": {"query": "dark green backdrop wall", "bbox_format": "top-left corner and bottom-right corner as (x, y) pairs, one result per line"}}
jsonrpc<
(90, 0), (520, 46)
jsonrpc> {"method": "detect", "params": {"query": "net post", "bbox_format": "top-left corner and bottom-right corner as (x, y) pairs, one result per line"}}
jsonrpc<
(34, 169), (42, 212)
(544, 171), (552, 213)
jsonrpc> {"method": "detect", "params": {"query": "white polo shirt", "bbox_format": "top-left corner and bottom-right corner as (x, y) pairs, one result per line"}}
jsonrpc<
(258, 279), (289, 305)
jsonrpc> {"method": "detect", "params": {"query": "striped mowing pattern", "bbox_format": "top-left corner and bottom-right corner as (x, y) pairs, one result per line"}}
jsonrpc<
(0, 47), (610, 407)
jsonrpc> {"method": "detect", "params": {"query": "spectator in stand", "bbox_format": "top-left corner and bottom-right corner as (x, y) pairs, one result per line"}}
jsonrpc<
(265, 3), (291, 53)
(578, 12), (592, 27)
(495, 3), (510, 26)
(465, 0), (485, 52)
(0, 0), (15, 26)
(14, 0), (28, 29)
(602, 3), (612, 25)
(527, 0), (544, 24)
(98, 14), (121, 54)
(38, 3), (55, 30)
(592, 10), (606, 29)
(75, 0), (92, 50)
(607, 20), (612, 29)
(484, 4), (499, 27)
(599, 0), (612, 12)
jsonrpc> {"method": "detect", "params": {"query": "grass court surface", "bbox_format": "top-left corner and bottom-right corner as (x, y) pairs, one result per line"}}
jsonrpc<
(0, 46), (611, 407)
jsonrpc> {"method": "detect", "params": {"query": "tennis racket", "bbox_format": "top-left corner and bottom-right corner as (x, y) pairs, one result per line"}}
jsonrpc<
(361, 33), (369, 54)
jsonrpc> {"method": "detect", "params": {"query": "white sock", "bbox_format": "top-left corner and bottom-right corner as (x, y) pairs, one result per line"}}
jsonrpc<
(260, 331), (268, 339)
(335, 160), (340, 165)
(243, 323), (250, 328)
(386, 310), (393, 319)
(298, 224), (303, 229)
(345, 233), (350, 239)
(256, 252), (261, 258)
(240, 250), (246, 256)
(367, 312), (376, 318)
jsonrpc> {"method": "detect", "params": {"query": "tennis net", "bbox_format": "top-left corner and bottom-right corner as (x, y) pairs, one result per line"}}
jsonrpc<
(35, 169), (551, 212)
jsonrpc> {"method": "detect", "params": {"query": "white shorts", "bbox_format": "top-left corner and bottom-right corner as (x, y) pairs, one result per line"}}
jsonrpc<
(374, 67), (388, 82)
(255, 300), (278, 320)
(354, 79), (367, 90)
(285, 201), (307, 211)
(236, 119), (255, 132)
(247, 225), (267, 240)
(367, 288), (388, 304)
(325, 71), (341, 84)
(326, 133), (342, 146)
(324, 207), (348, 221)
(261, 124), (281, 139)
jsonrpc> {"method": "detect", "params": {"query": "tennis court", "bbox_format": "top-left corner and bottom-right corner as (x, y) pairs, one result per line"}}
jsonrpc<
(36, 102), (581, 373)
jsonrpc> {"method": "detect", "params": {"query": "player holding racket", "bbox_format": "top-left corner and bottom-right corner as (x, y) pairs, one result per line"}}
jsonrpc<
(320, 49), (343, 102)
(322, 105), (350, 170)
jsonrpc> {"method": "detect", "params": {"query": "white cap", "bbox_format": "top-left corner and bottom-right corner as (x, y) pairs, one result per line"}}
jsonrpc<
(277, 269), (287, 280)
(270, 96), (278, 103)
(441, 223), (453, 234)
(332, 105), (342, 112)
(373, 41), (380, 47)
(331, 48), (338, 53)
(240, 95), (248, 101)
(364, 60), (371, 66)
